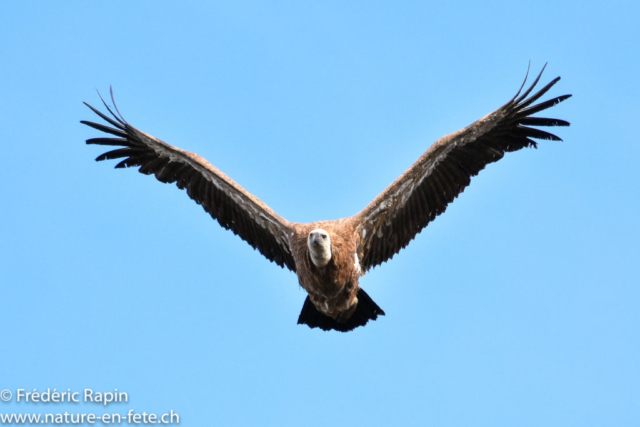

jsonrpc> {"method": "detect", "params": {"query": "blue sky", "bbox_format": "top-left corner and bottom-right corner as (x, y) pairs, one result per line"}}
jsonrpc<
(1, 1), (639, 426)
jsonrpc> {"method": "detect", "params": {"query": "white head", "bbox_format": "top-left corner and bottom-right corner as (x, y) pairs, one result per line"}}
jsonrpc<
(307, 228), (332, 268)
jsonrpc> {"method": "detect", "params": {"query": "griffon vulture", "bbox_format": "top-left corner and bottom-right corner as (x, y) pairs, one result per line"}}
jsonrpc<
(82, 65), (571, 332)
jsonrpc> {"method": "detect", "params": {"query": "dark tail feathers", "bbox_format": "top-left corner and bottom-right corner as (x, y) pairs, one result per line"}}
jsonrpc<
(297, 289), (385, 332)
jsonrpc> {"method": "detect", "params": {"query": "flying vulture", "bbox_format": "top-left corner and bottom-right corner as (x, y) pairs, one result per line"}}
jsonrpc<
(82, 65), (571, 332)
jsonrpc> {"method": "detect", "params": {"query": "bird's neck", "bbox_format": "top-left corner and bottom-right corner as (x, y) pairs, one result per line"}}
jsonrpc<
(309, 243), (331, 268)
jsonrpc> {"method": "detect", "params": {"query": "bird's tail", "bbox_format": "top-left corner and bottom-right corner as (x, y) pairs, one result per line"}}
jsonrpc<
(297, 288), (385, 332)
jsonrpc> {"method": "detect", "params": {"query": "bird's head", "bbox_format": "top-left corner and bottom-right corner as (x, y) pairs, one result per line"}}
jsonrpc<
(307, 228), (332, 268)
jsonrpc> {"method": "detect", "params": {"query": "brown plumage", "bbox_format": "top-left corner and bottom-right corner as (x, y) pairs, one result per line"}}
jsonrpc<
(82, 65), (571, 332)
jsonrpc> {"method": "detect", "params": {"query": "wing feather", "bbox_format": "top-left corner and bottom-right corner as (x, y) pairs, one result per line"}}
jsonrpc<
(82, 97), (297, 271)
(87, 137), (134, 147)
(355, 66), (571, 271)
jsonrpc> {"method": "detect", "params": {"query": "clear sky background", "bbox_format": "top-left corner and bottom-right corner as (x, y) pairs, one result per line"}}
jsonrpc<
(1, 1), (639, 426)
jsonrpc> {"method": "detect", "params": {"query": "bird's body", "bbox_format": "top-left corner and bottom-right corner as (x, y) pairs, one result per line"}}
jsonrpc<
(82, 65), (571, 332)
(290, 220), (371, 329)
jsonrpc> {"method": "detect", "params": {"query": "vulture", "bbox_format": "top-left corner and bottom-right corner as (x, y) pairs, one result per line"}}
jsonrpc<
(82, 65), (571, 332)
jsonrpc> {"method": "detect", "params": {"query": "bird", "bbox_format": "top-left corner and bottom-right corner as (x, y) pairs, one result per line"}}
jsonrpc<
(81, 65), (571, 332)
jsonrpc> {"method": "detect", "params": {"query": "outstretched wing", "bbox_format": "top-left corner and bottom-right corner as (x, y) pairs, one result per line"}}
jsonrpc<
(81, 92), (297, 271)
(355, 65), (571, 271)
